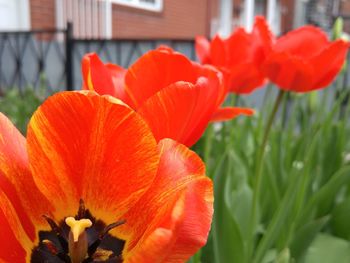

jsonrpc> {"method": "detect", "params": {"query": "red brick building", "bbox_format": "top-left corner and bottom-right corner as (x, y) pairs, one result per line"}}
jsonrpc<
(111, 0), (219, 39)
(28, 0), (220, 39)
(0, 0), (349, 38)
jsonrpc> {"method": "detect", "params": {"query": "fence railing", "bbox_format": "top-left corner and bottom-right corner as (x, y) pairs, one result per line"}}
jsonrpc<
(0, 23), (195, 95)
(0, 22), (349, 108)
(0, 28), (67, 94)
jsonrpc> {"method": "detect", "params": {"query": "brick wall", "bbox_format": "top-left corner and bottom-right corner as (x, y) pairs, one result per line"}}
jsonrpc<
(30, 0), (56, 29)
(340, 0), (350, 33)
(280, 0), (295, 33)
(112, 0), (212, 39)
(208, 0), (219, 36)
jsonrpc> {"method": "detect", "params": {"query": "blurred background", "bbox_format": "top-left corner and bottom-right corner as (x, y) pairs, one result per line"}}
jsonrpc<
(1, 3), (350, 263)
(0, 0), (349, 93)
(1, 0), (349, 38)
(0, 0), (349, 130)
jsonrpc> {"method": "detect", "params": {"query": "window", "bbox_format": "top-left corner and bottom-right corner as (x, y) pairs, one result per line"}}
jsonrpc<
(0, 0), (30, 31)
(112, 0), (163, 12)
(56, 0), (112, 39)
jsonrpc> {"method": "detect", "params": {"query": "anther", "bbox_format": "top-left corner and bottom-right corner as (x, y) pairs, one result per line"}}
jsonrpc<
(77, 199), (86, 219)
(42, 215), (61, 235)
(102, 219), (126, 237)
(88, 219), (126, 257)
(42, 215), (68, 252)
(42, 239), (58, 255)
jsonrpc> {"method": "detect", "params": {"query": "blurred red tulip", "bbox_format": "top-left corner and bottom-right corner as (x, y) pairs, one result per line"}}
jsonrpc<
(195, 16), (274, 94)
(82, 47), (254, 147)
(262, 26), (349, 92)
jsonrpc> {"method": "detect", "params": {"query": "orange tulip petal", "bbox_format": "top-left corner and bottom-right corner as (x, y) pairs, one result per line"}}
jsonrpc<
(311, 40), (349, 90)
(195, 36), (211, 64)
(0, 113), (52, 239)
(105, 63), (131, 103)
(226, 28), (252, 64)
(162, 178), (213, 262)
(82, 53), (116, 96)
(211, 107), (255, 122)
(125, 49), (197, 108)
(263, 52), (314, 92)
(274, 26), (329, 59)
(125, 195), (185, 263)
(121, 139), (213, 262)
(26, 91), (159, 221)
(203, 17), (273, 95)
(0, 209), (27, 263)
(126, 178), (213, 263)
(125, 228), (175, 263)
(210, 35), (227, 67)
(0, 187), (38, 262)
(253, 16), (274, 45)
(138, 79), (219, 147)
(229, 63), (266, 94)
(193, 63), (227, 107)
(252, 16), (274, 64)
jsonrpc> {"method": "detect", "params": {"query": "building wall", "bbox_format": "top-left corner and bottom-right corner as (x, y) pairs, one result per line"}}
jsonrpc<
(26, 0), (350, 37)
(112, 0), (212, 39)
(280, 0), (295, 33)
(208, 0), (220, 36)
(340, 0), (350, 32)
(30, 0), (56, 29)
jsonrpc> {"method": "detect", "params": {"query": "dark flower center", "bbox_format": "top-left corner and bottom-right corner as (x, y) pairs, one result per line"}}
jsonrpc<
(31, 199), (126, 263)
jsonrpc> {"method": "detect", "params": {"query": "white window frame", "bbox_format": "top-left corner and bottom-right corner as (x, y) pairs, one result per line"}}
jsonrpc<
(18, 0), (30, 30)
(111, 0), (163, 12)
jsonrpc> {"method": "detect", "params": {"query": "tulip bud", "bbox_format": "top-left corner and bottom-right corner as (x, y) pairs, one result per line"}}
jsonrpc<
(332, 17), (344, 40)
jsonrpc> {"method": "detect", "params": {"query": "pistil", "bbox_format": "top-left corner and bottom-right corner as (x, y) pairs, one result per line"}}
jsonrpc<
(32, 201), (126, 262)
(65, 217), (93, 263)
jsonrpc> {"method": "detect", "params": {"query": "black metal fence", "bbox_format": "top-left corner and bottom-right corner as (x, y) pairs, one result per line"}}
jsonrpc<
(0, 23), (195, 95)
(1, 22), (349, 109)
(0, 29), (67, 94)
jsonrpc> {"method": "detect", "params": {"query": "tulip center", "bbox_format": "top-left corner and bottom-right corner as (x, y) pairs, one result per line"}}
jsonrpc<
(31, 199), (126, 262)
(65, 217), (92, 263)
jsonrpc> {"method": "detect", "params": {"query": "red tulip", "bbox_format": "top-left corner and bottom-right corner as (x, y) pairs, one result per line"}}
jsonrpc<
(0, 91), (213, 262)
(195, 16), (274, 94)
(82, 47), (254, 147)
(262, 26), (349, 92)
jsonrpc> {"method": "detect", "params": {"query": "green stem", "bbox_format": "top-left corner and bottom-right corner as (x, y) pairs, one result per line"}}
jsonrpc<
(281, 92), (290, 128)
(262, 84), (273, 108)
(204, 124), (214, 167)
(228, 93), (239, 145)
(232, 93), (239, 107)
(191, 250), (202, 263)
(247, 89), (285, 261)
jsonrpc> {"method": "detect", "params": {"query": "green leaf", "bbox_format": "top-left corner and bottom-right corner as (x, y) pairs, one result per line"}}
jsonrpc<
(299, 166), (350, 224)
(290, 216), (330, 260)
(252, 173), (301, 263)
(212, 153), (245, 263)
(304, 234), (350, 263)
(331, 197), (350, 240)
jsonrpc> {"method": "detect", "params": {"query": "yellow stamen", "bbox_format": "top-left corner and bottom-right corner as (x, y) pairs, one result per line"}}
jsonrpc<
(65, 217), (92, 242)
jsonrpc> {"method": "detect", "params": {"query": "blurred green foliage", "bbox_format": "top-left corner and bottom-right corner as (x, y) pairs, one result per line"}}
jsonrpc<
(188, 18), (350, 263)
(0, 88), (43, 134)
(190, 80), (350, 263)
